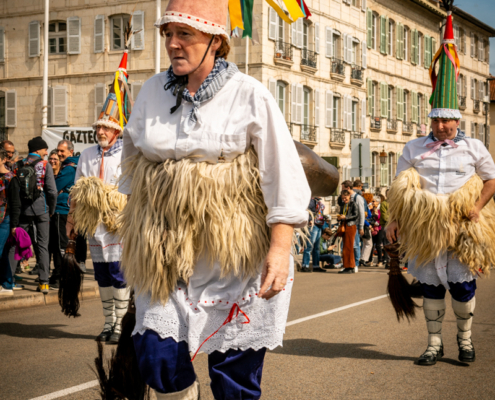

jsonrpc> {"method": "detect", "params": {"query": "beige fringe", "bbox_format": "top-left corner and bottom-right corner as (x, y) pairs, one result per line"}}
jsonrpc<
(118, 148), (276, 304)
(71, 176), (127, 236)
(388, 168), (495, 276)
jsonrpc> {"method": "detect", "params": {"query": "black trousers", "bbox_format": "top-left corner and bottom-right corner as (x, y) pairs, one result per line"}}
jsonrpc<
(48, 214), (68, 281)
(376, 230), (390, 263)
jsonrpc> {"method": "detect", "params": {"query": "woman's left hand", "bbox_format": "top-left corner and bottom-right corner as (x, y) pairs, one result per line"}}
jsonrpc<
(259, 247), (290, 300)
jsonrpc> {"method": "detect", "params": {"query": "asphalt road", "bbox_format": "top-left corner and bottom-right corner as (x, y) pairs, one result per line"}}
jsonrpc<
(1, 266), (494, 400)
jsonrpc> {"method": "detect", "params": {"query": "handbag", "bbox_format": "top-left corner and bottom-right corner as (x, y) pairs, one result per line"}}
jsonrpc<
(335, 222), (346, 237)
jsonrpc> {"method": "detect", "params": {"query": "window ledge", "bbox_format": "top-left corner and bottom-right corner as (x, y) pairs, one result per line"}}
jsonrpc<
(301, 65), (317, 74)
(274, 58), (294, 68)
(350, 78), (363, 86)
(330, 72), (345, 82)
(387, 128), (398, 134)
(49, 54), (67, 59)
(370, 127), (381, 132)
(300, 139), (317, 149)
(329, 141), (345, 149)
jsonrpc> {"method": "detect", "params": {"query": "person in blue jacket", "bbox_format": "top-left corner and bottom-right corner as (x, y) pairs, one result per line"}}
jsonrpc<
(48, 140), (79, 288)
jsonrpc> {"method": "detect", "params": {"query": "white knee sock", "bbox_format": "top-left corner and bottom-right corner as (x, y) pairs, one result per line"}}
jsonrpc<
(153, 379), (200, 400)
(99, 286), (115, 332)
(423, 298), (446, 348)
(113, 287), (130, 335)
(452, 297), (475, 349)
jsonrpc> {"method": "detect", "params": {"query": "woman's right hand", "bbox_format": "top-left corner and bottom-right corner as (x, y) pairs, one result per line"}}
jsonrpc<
(386, 221), (399, 243)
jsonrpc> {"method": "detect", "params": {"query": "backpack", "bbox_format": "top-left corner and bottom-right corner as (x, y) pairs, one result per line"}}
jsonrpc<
(16, 159), (43, 203)
(314, 201), (325, 226)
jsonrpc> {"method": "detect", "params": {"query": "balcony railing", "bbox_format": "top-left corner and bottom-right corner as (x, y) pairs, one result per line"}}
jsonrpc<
(473, 99), (480, 113)
(351, 65), (363, 81)
(301, 49), (317, 69)
(301, 125), (317, 142)
(387, 119), (398, 131)
(351, 131), (363, 140)
(459, 95), (467, 110)
(275, 40), (293, 62)
(331, 58), (345, 76)
(330, 128), (345, 145)
(370, 116), (381, 130)
(402, 121), (413, 134)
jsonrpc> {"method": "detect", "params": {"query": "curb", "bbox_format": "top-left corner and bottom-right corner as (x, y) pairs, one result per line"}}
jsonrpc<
(0, 282), (100, 312)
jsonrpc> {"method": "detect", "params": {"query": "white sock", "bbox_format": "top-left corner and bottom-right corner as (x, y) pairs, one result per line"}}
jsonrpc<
(452, 297), (475, 350)
(153, 379), (200, 400)
(113, 287), (130, 335)
(99, 286), (115, 332)
(423, 298), (446, 350)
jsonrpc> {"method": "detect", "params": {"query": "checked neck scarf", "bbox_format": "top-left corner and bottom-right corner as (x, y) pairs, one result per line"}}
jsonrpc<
(428, 128), (466, 144)
(164, 58), (238, 125)
(97, 139), (122, 180)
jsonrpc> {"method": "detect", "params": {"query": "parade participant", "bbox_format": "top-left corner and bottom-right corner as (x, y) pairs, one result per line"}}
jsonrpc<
(66, 51), (130, 342)
(337, 190), (358, 274)
(115, 1), (311, 398)
(386, 0), (495, 366)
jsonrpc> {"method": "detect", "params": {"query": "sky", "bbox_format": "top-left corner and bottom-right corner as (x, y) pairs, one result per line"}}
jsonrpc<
(455, 0), (495, 76)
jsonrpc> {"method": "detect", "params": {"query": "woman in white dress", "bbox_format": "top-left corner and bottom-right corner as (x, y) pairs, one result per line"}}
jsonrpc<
(118, 1), (310, 399)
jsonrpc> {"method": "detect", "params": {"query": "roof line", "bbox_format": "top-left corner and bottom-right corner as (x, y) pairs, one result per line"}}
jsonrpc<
(451, 6), (495, 36)
(409, 0), (446, 18)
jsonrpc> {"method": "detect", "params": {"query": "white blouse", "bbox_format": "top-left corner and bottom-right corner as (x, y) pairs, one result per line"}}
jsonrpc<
(75, 145), (123, 263)
(119, 70), (311, 353)
(396, 135), (495, 286)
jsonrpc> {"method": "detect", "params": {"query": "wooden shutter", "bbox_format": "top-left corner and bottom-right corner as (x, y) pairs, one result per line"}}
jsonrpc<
(471, 78), (475, 99)
(268, 8), (277, 40)
(326, 27), (333, 58)
(366, 9), (372, 49)
(0, 27), (4, 62)
(396, 23), (401, 60)
(131, 81), (143, 102)
(362, 41), (367, 68)
(347, 97), (352, 131)
(343, 34), (348, 63)
(5, 90), (16, 127)
(397, 87), (403, 121)
(367, 78), (372, 116)
(424, 93), (429, 122)
(462, 30), (466, 54)
(470, 32), (474, 57)
(315, 89), (320, 126)
(314, 23), (320, 54)
(296, 18), (303, 49)
(29, 21), (40, 57)
(296, 84), (303, 124)
(414, 29), (419, 65)
(486, 40), (490, 63)
(67, 16), (81, 54)
(385, 17), (390, 54)
(47, 87), (53, 125)
(380, 16), (386, 54)
(381, 83), (388, 118)
(52, 86), (67, 125)
(361, 98), (366, 133)
(326, 90), (333, 128)
(411, 91), (418, 123)
(362, 0), (367, 12)
(94, 15), (105, 53)
(431, 37), (436, 61)
(342, 96), (347, 131)
(132, 11), (145, 50)
(95, 83), (106, 120)
(268, 78), (276, 99)
(292, 20), (297, 46)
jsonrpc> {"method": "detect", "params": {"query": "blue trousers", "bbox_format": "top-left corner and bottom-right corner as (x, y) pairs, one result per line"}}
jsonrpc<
(133, 331), (266, 400)
(319, 254), (342, 265)
(353, 231), (361, 266)
(93, 261), (126, 289)
(302, 225), (322, 266)
(420, 280), (476, 302)
(0, 216), (13, 289)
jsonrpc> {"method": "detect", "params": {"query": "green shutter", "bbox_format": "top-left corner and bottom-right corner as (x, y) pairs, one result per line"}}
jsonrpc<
(380, 16), (386, 54)
(367, 9), (372, 49)
(396, 23), (401, 59)
(424, 93), (429, 124)
(380, 82), (388, 118)
(397, 87), (403, 121)
(411, 91), (418, 123)
(386, 17), (390, 54)
(367, 78), (372, 116)
(431, 37), (436, 65)
(415, 30), (419, 65)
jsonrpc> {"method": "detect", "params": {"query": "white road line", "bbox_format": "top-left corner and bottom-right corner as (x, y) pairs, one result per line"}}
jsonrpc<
(29, 380), (99, 400)
(286, 294), (388, 327)
(28, 294), (388, 400)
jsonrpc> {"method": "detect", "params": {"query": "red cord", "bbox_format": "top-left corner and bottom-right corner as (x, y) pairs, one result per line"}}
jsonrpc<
(191, 303), (250, 361)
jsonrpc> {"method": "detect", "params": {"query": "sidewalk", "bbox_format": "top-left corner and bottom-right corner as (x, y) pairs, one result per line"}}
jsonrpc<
(0, 259), (100, 312)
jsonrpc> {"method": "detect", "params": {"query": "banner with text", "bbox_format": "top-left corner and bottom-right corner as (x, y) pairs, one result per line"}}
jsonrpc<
(42, 127), (97, 156)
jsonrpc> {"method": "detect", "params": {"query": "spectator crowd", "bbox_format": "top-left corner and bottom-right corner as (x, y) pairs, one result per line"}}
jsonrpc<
(0, 137), (85, 296)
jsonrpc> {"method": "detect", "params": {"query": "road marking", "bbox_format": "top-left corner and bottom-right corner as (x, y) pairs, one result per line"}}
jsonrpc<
(29, 294), (388, 400)
(286, 294), (388, 327)
(29, 380), (99, 400)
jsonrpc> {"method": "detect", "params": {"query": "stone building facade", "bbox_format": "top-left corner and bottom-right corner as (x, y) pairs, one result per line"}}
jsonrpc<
(0, 0), (493, 196)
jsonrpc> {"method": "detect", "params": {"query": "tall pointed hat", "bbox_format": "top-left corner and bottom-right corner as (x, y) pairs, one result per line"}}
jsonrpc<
(93, 18), (138, 132)
(428, 0), (461, 119)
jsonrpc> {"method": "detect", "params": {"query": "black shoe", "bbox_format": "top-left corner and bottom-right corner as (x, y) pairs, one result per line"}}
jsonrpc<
(358, 260), (366, 267)
(457, 337), (476, 362)
(107, 332), (121, 345)
(417, 344), (444, 366)
(312, 267), (327, 273)
(338, 268), (354, 274)
(300, 267), (311, 273)
(50, 281), (60, 290)
(96, 328), (114, 342)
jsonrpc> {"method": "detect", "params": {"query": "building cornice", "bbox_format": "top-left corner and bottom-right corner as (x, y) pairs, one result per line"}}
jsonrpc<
(451, 7), (495, 36)
(308, 8), (366, 35)
(408, 0), (446, 18)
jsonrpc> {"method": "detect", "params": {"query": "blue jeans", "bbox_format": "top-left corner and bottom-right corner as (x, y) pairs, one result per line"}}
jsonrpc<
(133, 331), (266, 399)
(302, 225), (322, 267)
(0, 216), (13, 289)
(353, 230), (361, 266)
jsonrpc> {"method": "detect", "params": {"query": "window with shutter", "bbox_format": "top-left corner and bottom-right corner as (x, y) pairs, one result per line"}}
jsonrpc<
(470, 122), (475, 137)
(268, 8), (277, 41)
(471, 78), (475, 99)
(415, 30), (419, 65)
(396, 23), (402, 60)
(326, 27), (333, 58)
(366, 9), (372, 49)
(315, 89), (320, 126)
(0, 27), (5, 62)
(343, 34), (348, 63)
(454, 24), (459, 47)
(471, 32), (474, 57)
(131, 81), (143, 102)
(291, 84), (297, 123)
(268, 79), (276, 99)
(132, 11), (145, 50)
(380, 15), (387, 54)
(296, 18), (303, 49)
(5, 90), (16, 127)
(94, 15), (105, 53)
(460, 120), (466, 132)
(314, 23), (320, 54)
(53, 86), (67, 126)
(342, 95), (347, 131)
(397, 87), (403, 121)
(296, 84), (303, 124)
(29, 21), (40, 57)
(67, 17), (81, 55)
(276, 82), (286, 119)
(431, 37), (436, 63)
(347, 35), (353, 64)
(411, 91), (418, 123)
(380, 83), (387, 118)
(486, 41), (490, 63)
(361, 98), (366, 133)
(94, 83), (106, 121)
(462, 29), (466, 54)
(362, 41), (367, 68)
(367, 78), (372, 116)
(362, 0), (367, 12)
(326, 91), (334, 128)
